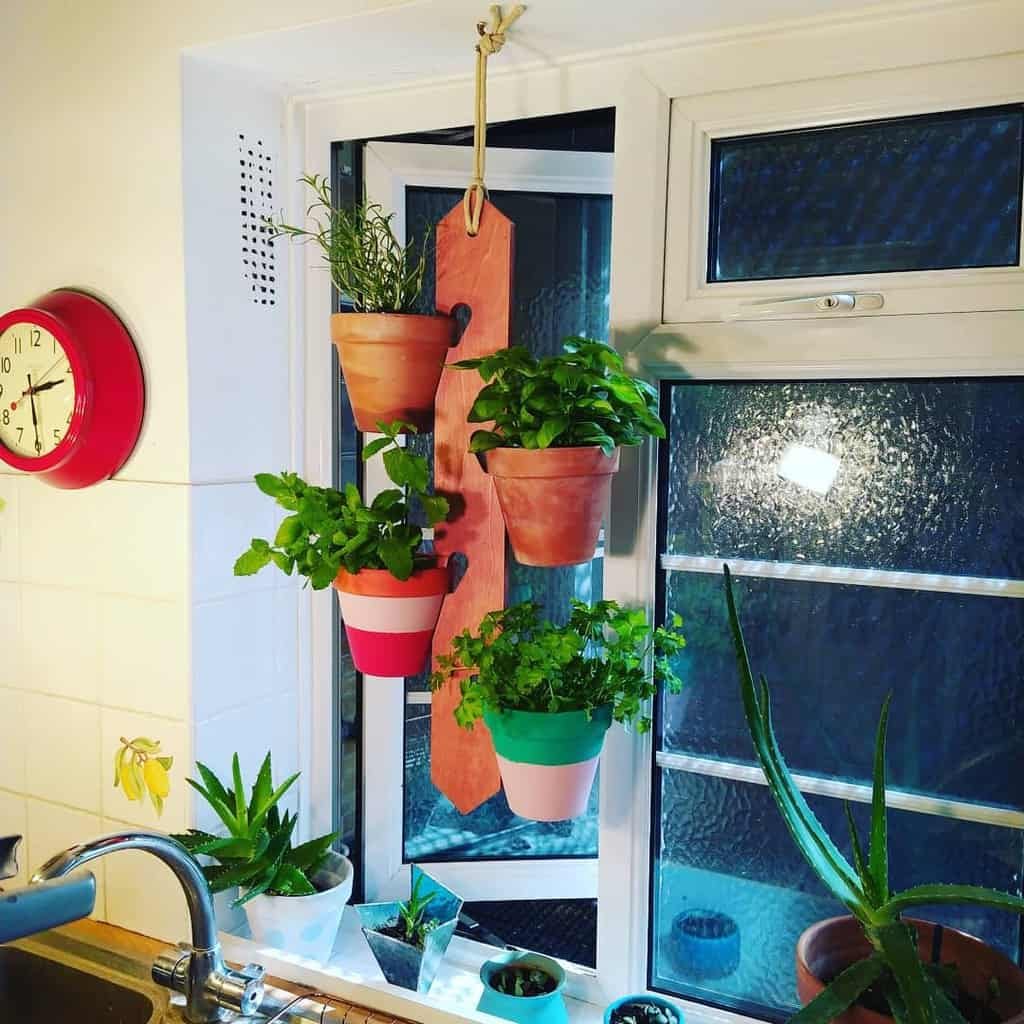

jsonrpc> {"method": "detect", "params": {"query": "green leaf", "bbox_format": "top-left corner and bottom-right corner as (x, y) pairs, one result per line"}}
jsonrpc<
(468, 430), (505, 454)
(270, 551), (294, 575)
(382, 447), (429, 492)
(287, 832), (339, 872)
(250, 772), (300, 832)
(874, 921), (934, 1024)
(786, 956), (886, 1024)
(536, 417), (568, 449)
(361, 437), (392, 460)
(234, 544), (272, 576)
(844, 801), (873, 899)
(247, 753), (273, 825)
(274, 515), (303, 547)
(232, 754), (248, 831)
(254, 473), (288, 499)
(420, 494), (450, 526)
(868, 693), (892, 904)
(883, 883), (1024, 917)
(379, 537), (414, 580)
(269, 863), (316, 897)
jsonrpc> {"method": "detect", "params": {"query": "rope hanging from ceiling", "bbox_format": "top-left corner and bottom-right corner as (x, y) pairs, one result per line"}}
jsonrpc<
(463, 3), (526, 236)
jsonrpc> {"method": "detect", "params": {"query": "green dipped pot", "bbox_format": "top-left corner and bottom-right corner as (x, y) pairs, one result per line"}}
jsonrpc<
(484, 704), (612, 821)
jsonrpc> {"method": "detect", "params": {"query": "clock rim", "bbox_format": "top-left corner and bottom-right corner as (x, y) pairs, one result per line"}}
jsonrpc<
(0, 306), (91, 473)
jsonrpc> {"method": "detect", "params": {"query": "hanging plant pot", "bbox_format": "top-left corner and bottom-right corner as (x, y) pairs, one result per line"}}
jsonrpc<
(483, 704), (613, 821)
(354, 866), (463, 994)
(333, 564), (449, 677)
(797, 916), (1024, 1024)
(331, 313), (456, 434)
(483, 447), (621, 567)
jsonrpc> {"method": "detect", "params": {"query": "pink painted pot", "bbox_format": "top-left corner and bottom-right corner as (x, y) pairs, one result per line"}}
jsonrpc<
(495, 755), (601, 821)
(333, 564), (448, 676)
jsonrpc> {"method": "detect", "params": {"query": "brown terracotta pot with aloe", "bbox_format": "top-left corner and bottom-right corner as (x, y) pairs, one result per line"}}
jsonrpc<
(452, 337), (665, 567)
(266, 173), (454, 434)
(723, 565), (1024, 1024)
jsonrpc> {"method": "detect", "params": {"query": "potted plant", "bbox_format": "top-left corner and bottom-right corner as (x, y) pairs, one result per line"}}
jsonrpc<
(604, 995), (682, 1024)
(671, 909), (740, 980)
(234, 420), (449, 676)
(266, 174), (455, 433)
(353, 866), (462, 993)
(477, 951), (568, 1024)
(451, 337), (665, 566)
(431, 599), (686, 821)
(172, 753), (351, 964)
(723, 566), (1024, 1024)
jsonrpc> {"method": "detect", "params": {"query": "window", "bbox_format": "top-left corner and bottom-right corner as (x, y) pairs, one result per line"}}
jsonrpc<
(708, 105), (1024, 282)
(650, 379), (1024, 1019)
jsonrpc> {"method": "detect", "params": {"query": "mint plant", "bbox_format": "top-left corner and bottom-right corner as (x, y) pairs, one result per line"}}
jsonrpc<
(234, 420), (448, 586)
(265, 175), (430, 314)
(724, 565), (1024, 1024)
(451, 337), (665, 455)
(172, 753), (338, 906)
(431, 600), (686, 730)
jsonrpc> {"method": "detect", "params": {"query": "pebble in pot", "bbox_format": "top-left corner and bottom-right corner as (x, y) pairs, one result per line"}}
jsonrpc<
(605, 995), (683, 1024)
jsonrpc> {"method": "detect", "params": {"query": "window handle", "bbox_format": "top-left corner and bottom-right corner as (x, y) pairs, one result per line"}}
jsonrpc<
(726, 291), (884, 320)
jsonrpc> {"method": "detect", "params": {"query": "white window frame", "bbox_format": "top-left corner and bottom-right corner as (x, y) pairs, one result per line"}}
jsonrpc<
(663, 52), (1024, 324)
(290, 6), (1024, 1019)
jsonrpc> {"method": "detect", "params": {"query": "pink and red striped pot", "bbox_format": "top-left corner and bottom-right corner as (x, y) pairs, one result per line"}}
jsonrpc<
(332, 564), (449, 677)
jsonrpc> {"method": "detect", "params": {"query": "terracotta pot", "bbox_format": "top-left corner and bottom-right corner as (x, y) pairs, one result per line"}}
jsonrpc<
(484, 705), (612, 821)
(796, 916), (1024, 1024)
(333, 564), (448, 676)
(330, 312), (455, 433)
(483, 447), (621, 567)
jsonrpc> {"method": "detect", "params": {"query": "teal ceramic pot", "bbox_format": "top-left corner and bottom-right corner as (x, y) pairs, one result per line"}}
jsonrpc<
(604, 994), (683, 1024)
(478, 951), (568, 1024)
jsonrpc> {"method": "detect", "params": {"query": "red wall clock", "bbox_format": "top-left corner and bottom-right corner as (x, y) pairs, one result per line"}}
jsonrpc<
(0, 289), (144, 489)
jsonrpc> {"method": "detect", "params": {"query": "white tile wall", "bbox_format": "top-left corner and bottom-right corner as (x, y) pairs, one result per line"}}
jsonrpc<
(0, 476), (21, 581)
(25, 799), (105, 920)
(23, 693), (102, 813)
(0, 687), (27, 793)
(19, 586), (101, 701)
(99, 596), (189, 719)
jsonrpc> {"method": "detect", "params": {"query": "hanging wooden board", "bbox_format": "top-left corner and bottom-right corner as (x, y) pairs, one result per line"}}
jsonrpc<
(430, 199), (514, 814)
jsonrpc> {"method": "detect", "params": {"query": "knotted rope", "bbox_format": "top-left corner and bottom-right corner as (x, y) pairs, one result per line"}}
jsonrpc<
(463, 4), (526, 235)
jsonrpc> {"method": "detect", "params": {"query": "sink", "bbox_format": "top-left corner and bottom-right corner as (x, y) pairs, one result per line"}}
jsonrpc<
(0, 944), (160, 1023)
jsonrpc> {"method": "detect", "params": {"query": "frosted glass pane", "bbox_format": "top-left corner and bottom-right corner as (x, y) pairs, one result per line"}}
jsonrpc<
(661, 572), (1024, 808)
(650, 771), (1023, 1018)
(709, 105), (1023, 282)
(664, 379), (1024, 579)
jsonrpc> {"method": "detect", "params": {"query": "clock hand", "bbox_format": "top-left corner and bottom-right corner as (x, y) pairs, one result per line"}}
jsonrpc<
(27, 375), (41, 455)
(28, 355), (66, 391)
(10, 378), (65, 411)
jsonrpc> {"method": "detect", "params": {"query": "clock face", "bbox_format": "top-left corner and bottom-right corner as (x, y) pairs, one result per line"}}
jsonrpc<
(0, 322), (76, 459)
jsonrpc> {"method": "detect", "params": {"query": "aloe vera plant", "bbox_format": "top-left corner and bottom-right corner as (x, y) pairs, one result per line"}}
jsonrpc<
(723, 565), (1024, 1024)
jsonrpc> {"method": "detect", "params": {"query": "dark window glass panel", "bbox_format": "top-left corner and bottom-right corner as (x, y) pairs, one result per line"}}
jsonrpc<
(661, 571), (1024, 808)
(650, 771), (1023, 1020)
(404, 704), (598, 861)
(708, 105), (1024, 282)
(402, 185), (610, 860)
(664, 380), (1024, 579)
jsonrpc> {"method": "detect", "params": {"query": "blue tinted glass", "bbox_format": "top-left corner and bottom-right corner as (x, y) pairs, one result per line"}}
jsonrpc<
(665, 379), (1024, 579)
(404, 705), (598, 861)
(709, 106), (1024, 282)
(650, 771), (1023, 1019)
(402, 186), (610, 860)
(662, 571), (1024, 808)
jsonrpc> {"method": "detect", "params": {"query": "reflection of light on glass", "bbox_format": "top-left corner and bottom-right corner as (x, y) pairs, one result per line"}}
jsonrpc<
(776, 443), (841, 495)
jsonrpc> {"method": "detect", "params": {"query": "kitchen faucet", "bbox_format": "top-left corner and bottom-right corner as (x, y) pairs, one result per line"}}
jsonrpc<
(31, 828), (267, 1023)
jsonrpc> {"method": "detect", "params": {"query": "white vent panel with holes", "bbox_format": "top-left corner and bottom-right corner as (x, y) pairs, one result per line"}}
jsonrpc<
(238, 133), (277, 306)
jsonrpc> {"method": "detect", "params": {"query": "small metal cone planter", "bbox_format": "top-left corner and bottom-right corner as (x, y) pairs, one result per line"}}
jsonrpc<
(478, 951), (568, 1024)
(484, 706), (613, 821)
(333, 565), (448, 677)
(354, 866), (463, 994)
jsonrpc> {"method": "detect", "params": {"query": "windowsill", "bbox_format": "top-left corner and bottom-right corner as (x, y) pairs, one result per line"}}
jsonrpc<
(220, 907), (606, 1024)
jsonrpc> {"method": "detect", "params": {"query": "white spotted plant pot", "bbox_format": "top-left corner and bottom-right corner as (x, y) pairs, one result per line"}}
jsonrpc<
(242, 851), (353, 964)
